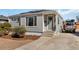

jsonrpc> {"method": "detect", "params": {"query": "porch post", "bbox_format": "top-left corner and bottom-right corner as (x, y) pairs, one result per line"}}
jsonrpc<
(52, 15), (55, 31)
(55, 15), (59, 32)
(42, 14), (45, 32)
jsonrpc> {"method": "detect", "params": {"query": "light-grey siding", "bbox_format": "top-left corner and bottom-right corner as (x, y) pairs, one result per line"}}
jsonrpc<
(9, 10), (63, 33)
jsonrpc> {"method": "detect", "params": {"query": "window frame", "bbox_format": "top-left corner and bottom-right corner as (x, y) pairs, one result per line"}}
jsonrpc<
(11, 17), (20, 22)
(26, 16), (37, 26)
(28, 17), (34, 26)
(11, 18), (17, 21)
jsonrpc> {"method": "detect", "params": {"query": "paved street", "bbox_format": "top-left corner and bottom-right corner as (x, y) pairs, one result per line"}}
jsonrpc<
(16, 32), (79, 50)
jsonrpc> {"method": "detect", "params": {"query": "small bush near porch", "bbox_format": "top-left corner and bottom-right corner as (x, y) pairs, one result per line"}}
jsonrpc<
(11, 26), (26, 38)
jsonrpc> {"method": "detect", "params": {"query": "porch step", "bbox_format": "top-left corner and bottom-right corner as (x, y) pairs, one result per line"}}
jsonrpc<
(42, 31), (54, 37)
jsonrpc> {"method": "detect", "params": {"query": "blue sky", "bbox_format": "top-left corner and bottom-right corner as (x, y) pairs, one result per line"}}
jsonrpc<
(0, 9), (33, 16)
(58, 9), (79, 20)
(0, 9), (79, 21)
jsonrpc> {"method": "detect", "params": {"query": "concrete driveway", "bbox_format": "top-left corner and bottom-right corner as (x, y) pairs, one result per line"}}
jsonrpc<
(15, 32), (79, 50)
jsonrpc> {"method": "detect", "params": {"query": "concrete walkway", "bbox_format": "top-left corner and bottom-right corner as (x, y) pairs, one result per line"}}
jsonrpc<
(15, 32), (59, 50)
(15, 37), (51, 50)
(15, 32), (79, 50)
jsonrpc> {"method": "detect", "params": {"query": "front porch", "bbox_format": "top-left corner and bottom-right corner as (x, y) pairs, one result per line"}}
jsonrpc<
(43, 14), (56, 32)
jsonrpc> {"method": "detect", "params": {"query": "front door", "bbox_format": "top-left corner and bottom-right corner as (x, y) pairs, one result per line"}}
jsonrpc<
(44, 18), (48, 31)
(47, 16), (53, 31)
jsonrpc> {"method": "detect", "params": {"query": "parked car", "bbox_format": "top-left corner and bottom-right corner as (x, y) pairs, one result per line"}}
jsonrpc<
(62, 20), (76, 33)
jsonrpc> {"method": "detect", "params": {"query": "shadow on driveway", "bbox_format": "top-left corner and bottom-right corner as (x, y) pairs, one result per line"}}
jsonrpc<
(62, 30), (79, 37)
(72, 32), (79, 36)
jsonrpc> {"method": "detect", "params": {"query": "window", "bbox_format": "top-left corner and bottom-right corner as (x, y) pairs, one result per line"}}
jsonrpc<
(11, 17), (20, 22)
(17, 18), (20, 22)
(26, 16), (37, 26)
(17, 17), (20, 26)
(66, 22), (74, 25)
(26, 17), (28, 26)
(11, 17), (20, 26)
(58, 17), (59, 24)
(29, 17), (33, 26)
(12, 18), (17, 21)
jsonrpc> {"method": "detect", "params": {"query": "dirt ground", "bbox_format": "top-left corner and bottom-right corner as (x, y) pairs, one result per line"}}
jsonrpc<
(16, 31), (79, 50)
(0, 35), (40, 50)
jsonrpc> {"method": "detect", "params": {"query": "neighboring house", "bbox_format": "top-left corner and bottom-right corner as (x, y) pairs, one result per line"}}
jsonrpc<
(76, 22), (79, 29)
(8, 10), (63, 33)
(76, 16), (79, 30)
(0, 15), (8, 23)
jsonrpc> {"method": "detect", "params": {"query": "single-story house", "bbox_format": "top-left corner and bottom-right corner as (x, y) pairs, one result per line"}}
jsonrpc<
(0, 15), (8, 23)
(8, 10), (63, 33)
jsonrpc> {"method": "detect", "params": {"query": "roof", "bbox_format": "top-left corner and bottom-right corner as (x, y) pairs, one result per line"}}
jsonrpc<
(9, 10), (63, 20)
(0, 15), (8, 20)
(9, 10), (56, 17)
(20, 10), (52, 14)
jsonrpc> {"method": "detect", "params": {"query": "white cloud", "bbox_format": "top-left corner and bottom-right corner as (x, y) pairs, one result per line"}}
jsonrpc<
(58, 9), (79, 15)
(58, 9), (79, 20)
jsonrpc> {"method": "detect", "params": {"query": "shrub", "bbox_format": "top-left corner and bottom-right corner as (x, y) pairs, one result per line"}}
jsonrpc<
(0, 28), (4, 36)
(13, 26), (26, 34)
(11, 26), (26, 38)
(0, 22), (11, 35)
(11, 32), (21, 38)
(0, 22), (11, 30)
